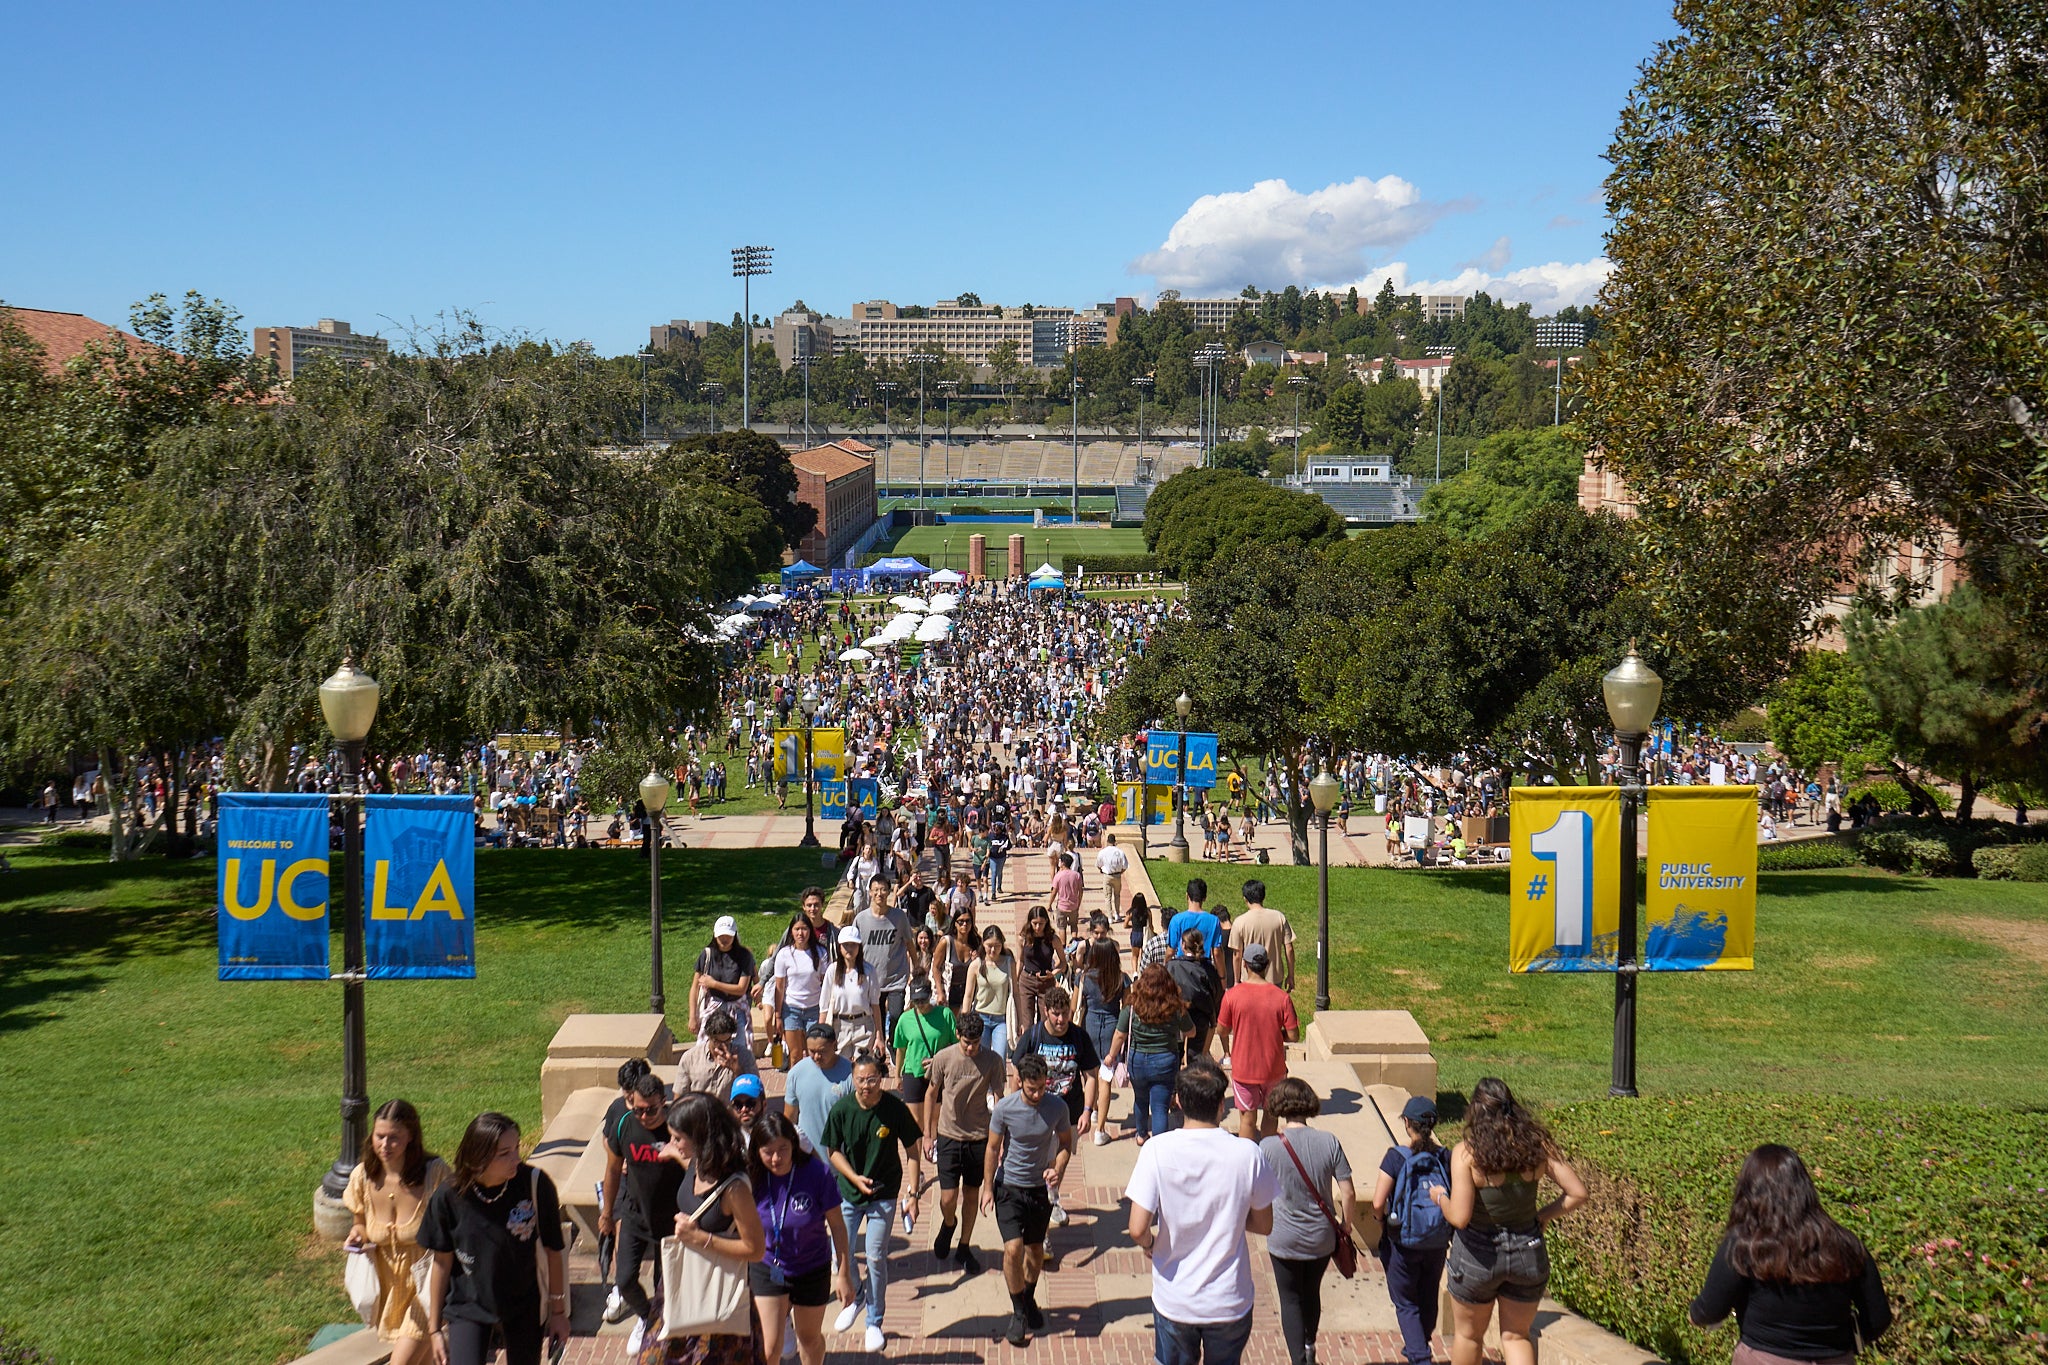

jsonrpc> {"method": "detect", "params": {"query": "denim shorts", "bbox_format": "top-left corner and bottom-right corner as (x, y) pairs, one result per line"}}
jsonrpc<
(1446, 1226), (1549, 1305)
(781, 1004), (820, 1033)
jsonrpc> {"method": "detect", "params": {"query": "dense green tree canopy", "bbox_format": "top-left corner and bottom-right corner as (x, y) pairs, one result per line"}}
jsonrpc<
(669, 427), (817, 551)
(1421, 427), (1586, 540)
(1766, 649), (1891, 776)
(1149, 476), (1345, 581)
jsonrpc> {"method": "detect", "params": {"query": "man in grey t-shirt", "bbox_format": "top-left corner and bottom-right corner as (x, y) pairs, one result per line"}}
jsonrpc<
(853, 900), (913, 1041)
(982, 1055), (1074, 1346)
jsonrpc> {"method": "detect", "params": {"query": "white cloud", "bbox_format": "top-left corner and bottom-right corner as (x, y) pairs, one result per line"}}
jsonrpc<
(1545, 214), (1583, 230)
(1336, 257), (1614, 312)
(1459, 235), (1513, 272)
(1129, 176), (1455, 296)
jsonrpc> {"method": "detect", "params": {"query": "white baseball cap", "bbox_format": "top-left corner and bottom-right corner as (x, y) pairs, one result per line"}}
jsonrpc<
(714, 915), (737, 938)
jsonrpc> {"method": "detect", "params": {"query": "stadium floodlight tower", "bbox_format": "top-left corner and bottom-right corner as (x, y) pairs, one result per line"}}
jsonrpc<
(1425, 346), (1458, 480)
(1131, 376), (1155, 484)
(730, 244), (773, 427)
(908, 353), (940, 508)
(1287, 374), (1310, 481)
(1532, 320), (1585, 426)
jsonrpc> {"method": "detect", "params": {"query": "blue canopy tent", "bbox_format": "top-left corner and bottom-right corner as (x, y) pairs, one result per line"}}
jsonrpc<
(1026, 574), (1065, 592)
(780, 559), (825, 586)
(861, 556), (934, 589)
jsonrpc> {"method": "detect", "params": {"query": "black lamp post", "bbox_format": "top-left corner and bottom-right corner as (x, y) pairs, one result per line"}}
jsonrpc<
(1168, 692), (1192, 862)
(640, 768), (672, 1015)
(798, 690), (820, 848)
(316, 658), (380, 1202)
(1602, 642), (1663, 1098)
(1309, 762), (1341, 1012)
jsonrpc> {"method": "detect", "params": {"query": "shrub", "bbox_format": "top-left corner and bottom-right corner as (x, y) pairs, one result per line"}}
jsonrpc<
(946, 504), (989, 515)
(1544, 1094), (2048, 1364)
(1758, 836), (1860, 871)
(1854, 818), (2048, 877)
(1061, 554), (1157, 577)
(1717, 708), (1771, 743)
(1849, 779), (1953, 813)
(1973, 844), (2048, 882)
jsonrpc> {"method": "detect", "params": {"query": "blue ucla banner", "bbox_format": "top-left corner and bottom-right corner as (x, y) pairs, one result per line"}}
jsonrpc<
(819, 779), (848, 821)
(848, 777), (880, 820)
(1144, 731), (1221, 789)
(364, 795), (476, 979)
(218, 794), (331, 980)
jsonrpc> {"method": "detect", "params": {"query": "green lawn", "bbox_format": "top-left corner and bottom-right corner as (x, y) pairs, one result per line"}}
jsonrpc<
(878, 495), (1118, 513)
(0, 838), (821, 1365)
(876, 524), (1147, 572)
(1143, 861), (2048, 1109)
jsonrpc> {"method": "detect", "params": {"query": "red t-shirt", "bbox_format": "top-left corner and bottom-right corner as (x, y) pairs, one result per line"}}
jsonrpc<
(1217, 981), (1299, 1085)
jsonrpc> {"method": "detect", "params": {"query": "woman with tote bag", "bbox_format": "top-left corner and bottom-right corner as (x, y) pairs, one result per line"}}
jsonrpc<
(642, 1093), (766, 1365)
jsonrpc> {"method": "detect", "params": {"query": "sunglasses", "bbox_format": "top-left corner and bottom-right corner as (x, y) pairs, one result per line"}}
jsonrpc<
(731, 1097), (761, 1110)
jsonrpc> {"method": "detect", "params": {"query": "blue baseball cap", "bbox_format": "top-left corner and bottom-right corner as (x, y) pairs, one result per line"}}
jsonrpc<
(729, 1074), (765, 1103)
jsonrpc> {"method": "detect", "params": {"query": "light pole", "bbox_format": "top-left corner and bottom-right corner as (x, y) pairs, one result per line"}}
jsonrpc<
(1426, 346), (1457, 481)
(794, 349), (819, 448)
(1193, 352), (1213, 467)
(1601, 642), (1663, 1099)
(640, 768), (672, 1014)
(1534, 320), (1584, 426)
(1168, 691), (1192, 862)
(1069, 374), (1083, 521)
(700, 381), (724, 436)
(316, 658), (380, 1203)
(798, 689), (821, 848)
(1309, 762), (1341, 1012)
(1132, 376), (1153, 484)
(639, 347), (655, 443)
(909, 353), (938, 509)
(937, 380), (958, 498)
(875, 381), (899, 496)
(731, 244), (773, 428)
(1288, 374), (1310, 481)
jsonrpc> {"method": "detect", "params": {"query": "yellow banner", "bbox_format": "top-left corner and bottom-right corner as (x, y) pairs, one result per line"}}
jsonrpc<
(1115, 782), (1174, 826)
(773, 726), (846, 786)
(772, 729), (802, 784)
(1509, 787), (1622, 973)
(1645, 787), (1757, 971)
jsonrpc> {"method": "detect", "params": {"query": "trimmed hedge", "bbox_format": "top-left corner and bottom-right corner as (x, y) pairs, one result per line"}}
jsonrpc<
(1757, 836), (1861, 871)
(1544, 1094), (2048, 1364)
(1854, 818), (2048, 877)
(1061, 554), (1158, 576)
(1972, 843), (2048, 882)
(1849, 779), (1954, 813)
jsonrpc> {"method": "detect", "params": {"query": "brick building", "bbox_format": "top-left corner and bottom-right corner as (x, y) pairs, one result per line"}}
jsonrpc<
(790, 439), (878, 567)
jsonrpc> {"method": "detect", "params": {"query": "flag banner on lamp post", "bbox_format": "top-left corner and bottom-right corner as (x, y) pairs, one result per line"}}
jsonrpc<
(1509, 787), (1623, 973)
(1644, 787), (1758, 971)
(217, 794), (332, 980)
(809, 727), (845, 785)
(819, 779), (848, 820)
(364, 795), (475, 979)
(848, 777), (880, 820)
(772, 729), (802, 784)
(1143, 732), (1220, 788)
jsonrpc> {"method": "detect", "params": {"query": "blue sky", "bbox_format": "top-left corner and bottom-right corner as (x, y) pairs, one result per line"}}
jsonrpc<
(4, 2), (1677, 355)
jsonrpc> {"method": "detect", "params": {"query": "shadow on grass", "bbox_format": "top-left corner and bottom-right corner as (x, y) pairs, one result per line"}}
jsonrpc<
(473, 846), (825, 935)
(0, 859), (214, 1036)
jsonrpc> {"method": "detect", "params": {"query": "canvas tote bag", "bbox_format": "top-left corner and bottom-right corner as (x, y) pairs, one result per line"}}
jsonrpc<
(660, 1174), (751, 1338)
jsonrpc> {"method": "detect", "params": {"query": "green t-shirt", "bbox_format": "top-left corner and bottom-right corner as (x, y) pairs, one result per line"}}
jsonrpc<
(1117, 1006), (1194, 1055)
(820, 1091), (923, 1205)
(891, 1005), (956, 1078)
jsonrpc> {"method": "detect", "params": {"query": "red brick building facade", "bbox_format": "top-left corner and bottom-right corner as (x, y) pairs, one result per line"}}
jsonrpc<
(790, 439), (878, 567)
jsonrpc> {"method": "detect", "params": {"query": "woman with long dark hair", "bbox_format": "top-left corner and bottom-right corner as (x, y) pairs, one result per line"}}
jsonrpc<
(818, 926), (882, 1059)
(1015, 905), (1059, 1031)
(746, 1112), (853, 1365)
(1688, 1145), (1892, 1363)
(344, 1099), (449, 1365)
(418, 1112), (568, 1365)
(768, 913), (826, 1071)
(643, 1093), (766, 1365)
(1103, 963), (1194, 1144)
(932, 910), (980, 1015)
(1436, 1077), (1587, 1365)
(961, 925), (1016, 1082)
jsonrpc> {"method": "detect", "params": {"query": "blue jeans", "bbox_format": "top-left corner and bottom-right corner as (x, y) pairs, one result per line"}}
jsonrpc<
(1153, 1308), (1253, 1365)
(979, 1013), (1008, 1065)
(1129, 1049), (1179, 1139)
(840, 1198), (895, 1327)
(990, 856), (1006, 894)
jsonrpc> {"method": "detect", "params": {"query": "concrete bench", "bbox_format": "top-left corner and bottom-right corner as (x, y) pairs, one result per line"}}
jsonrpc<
(540, 1014), (676, 1128)
(1304, 1009), (1438, 1099)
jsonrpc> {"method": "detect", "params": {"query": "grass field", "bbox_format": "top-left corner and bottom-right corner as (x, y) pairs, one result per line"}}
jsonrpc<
(874, 524), (1148, 572)
(878, 495), (1118, 513)
(8, 838), (2044, 1363)
(1144, 860), (2048, 1108)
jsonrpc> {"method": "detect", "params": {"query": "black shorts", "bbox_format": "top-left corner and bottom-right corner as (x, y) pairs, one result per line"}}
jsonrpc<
(993, 1180), (1053, 1245)
(900, 1074), (930, 1105)
(935, 1135), (987, 1190)
(748, 1260), (832, 1307)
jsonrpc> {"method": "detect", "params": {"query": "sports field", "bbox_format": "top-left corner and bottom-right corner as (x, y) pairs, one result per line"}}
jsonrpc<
(878, 494), (1118, 513)
(875, 524), (1147, 572)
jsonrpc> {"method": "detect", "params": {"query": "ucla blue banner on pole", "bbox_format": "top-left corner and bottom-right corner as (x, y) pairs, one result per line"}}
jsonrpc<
(819, 779), (848, 821)
(1144, 732), (1221, 788)
(218, 794), (331, 981)
(364, 795), (475, 979)
(1644, 787), (1758, 971)
(848, 777), (880, 820)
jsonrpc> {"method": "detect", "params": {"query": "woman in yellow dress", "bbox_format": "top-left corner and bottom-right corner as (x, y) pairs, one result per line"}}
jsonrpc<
(344, 1099), (449, 1364)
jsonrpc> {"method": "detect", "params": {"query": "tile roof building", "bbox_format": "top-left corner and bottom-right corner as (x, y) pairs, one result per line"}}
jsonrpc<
(789, 439), (879, 568)
(2, 306), (152, 375)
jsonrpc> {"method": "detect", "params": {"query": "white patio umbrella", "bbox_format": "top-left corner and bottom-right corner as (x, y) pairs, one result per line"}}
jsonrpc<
(860, 634), (891, 648)
(744, 598), (777, 613)
(890, 594), (924, 609)
(926, 593), (960, 613)
(837, 648), (874, 662)
(929, 569), (964, 585)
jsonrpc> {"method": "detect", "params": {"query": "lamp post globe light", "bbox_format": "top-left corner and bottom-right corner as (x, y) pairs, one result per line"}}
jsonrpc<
(1601, 641), (1663, 1098)
(314, 658), (380, 1211)
(640, 768), (672, 1015)
(1308, 762), (1342, 1012)
(798, 689), (821, 848)
(1167, 691), (1193, 863)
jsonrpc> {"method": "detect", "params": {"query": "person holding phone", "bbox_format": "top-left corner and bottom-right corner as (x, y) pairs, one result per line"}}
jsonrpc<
(821, 1052), (923, 1353)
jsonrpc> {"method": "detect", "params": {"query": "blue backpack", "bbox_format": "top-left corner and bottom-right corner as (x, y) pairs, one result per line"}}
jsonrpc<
(1388, 1145), (1453, 1252)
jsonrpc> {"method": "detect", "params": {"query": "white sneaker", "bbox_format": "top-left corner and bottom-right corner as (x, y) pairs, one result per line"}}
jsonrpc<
(782, 1313), (799, 1358)
(834, 1299), (864, 1335)
(864, 1325), (886, 1352)
(626, 1317), (648, 1356)
(1093, 1127), (1110, 1146)
(1048, 1202), (1068, 1226)
(602, 1287), (630, 1324)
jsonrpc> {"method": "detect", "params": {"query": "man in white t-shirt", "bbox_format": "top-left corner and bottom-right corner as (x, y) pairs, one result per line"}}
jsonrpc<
(1094, 833), (1129, 922)
(1125, 1056), (1277, 1365)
